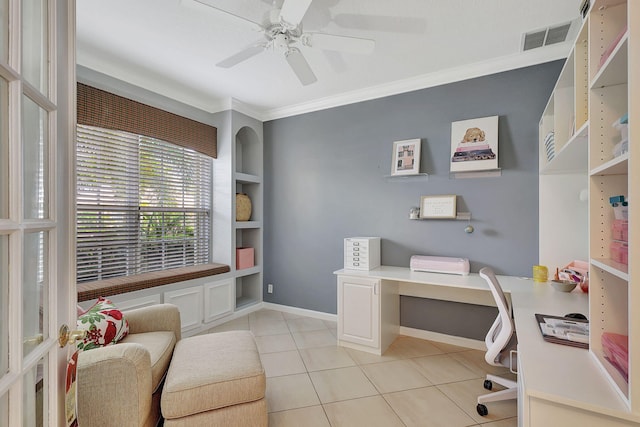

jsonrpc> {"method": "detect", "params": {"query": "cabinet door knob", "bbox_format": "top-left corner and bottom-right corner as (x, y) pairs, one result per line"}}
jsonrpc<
(353, 262), (359, 266)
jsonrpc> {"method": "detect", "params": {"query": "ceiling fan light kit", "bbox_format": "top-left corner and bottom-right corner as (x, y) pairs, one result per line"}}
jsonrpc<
(186, 0), (376, 86)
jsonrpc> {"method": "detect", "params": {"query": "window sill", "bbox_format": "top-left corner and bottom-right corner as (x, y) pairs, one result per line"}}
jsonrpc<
(77, 263), (231, 302)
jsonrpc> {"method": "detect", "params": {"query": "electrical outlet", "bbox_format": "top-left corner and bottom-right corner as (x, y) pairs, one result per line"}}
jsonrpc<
(267, 284), (273, 294)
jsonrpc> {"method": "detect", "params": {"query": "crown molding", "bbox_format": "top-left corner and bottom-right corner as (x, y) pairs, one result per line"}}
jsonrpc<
(230, 98), (267, 121)
(258, 43), (571, 122)
(80, 43), (571, 123)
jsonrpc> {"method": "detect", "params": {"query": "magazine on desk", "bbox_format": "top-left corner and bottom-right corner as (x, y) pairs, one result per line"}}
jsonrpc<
(535, 313), (589, 349)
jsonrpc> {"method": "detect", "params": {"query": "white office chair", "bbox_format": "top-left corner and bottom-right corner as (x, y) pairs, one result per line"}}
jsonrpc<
(476, 267), (518, 416)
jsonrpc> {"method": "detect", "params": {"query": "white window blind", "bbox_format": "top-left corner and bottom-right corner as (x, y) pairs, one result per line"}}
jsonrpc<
(76, 124), (212, 283)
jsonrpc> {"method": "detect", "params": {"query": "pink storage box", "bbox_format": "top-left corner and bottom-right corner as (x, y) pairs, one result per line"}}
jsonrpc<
(236, 247), (254, 270)
(612, 219), (629, 242)
(602, 332), (629, 382)
(610, 242), (628, 265)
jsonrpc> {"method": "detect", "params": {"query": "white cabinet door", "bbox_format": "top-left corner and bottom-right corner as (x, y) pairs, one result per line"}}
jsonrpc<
(110, 294), (162, 311)
(338, 276), (380, 349)
(165, 286), (203, 333)
(204, 280), (234, 323)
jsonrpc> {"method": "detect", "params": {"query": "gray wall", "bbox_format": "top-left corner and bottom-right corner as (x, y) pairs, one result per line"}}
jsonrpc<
(263, 60), (564, 317)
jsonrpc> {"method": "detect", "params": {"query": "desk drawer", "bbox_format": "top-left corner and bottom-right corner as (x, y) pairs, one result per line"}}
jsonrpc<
(345, 247), (368, 257)
(344, 258), (370, 270)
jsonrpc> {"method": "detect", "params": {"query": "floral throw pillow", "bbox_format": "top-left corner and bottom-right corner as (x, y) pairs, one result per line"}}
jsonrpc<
(76, 297), (129, 352)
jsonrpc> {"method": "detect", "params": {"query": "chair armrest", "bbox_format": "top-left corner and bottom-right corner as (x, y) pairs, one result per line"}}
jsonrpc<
(125, 303), (182, 341)
(77, 343), (152, 427)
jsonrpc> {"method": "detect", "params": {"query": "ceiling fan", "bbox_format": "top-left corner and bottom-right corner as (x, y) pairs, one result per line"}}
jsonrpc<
(183, 0), (376, 85)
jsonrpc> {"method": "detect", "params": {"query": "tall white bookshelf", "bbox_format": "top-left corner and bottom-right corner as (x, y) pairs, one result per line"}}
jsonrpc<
(587, 0), (637, 408)
(540, 0), (639, 417)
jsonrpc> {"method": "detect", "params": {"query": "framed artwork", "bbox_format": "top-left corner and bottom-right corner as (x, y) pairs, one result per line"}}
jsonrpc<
(419, 195), (457, 219)
(450, 116), (499, 173)
(391, 139), (421, 176)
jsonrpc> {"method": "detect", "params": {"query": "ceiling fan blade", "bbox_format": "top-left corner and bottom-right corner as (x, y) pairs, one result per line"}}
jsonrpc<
(303, 33), (375, 55)
(216, 43), (265, 68)
(285, 48), (317, 85)
(181, 0), (264, 32)
(279, 0), (314, 28)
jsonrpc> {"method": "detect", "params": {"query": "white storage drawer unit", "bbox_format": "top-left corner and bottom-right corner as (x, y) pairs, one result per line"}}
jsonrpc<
(344, 237), (380, 270)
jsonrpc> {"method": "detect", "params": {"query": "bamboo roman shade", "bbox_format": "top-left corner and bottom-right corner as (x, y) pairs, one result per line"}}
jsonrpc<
(77, 83), (217, 158)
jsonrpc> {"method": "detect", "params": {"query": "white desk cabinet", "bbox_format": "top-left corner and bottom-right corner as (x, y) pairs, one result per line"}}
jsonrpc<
(336, 266), (640, 425)
(337, 275), (398, 355)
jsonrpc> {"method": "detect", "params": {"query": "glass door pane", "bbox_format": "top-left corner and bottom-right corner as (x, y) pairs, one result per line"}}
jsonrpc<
(22, 231), (47, 360)
(0, 392), (7, 427)
(0, 77), (7, 218)
(22, 357), (45, 427)
(22, 0), (48, 95)
(22, 95), (48, 220)
(0, 235), (7, 377)
(0, 0), (7, 63)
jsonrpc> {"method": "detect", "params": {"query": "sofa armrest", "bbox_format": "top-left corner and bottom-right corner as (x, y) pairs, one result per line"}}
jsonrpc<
(77, 343), (152, 427)
(125, 303), (182, 341)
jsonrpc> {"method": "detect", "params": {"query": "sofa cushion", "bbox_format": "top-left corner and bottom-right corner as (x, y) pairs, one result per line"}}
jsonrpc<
(120, 331), (176, 392)
(161, 331), (265, 419)
(76, 297), (129, 352)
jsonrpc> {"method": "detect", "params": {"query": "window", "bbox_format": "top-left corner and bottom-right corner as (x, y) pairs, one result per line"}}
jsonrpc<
(76, 125), (212, 283)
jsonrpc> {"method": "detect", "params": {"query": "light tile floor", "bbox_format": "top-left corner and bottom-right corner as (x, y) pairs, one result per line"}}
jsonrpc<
(205, 309), (517, 427)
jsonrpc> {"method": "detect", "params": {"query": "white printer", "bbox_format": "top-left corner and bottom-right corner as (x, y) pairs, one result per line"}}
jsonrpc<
(409, 255), (470, 276)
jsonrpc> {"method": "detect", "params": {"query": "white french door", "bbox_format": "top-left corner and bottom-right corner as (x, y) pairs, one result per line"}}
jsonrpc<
(0, 0), (75, 426)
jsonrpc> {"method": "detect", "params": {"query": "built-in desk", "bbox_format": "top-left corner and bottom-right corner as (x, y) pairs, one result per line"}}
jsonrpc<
(335, 266), (640, 426)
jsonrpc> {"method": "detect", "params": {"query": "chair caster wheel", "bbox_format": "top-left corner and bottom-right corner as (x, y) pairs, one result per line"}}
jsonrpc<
(477, 403), (488, 416)
(483, 379), (493, 390)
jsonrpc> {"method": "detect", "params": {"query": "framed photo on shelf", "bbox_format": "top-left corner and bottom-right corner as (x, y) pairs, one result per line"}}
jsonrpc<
(420, 195), (457, 219)
(450, 116), (499, 173)
(391, 139), (421, 176)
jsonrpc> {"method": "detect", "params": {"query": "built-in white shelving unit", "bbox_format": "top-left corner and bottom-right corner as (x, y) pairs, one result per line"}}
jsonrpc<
(588, 0), (636, 407)
(539, 0), (639, 421)
(233, 125), (264, 310)
(538, 16), (590, 269)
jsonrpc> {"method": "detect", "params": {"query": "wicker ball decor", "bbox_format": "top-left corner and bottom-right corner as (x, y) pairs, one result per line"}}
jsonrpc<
(236, 193), (252, 221)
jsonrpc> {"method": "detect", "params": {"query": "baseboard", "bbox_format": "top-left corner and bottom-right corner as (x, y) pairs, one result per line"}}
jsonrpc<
(399, 326), (486, 351)
(262, 302), (337, 322)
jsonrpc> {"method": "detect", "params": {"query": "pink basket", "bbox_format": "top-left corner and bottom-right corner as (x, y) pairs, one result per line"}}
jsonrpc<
(562, 260), (589, 276)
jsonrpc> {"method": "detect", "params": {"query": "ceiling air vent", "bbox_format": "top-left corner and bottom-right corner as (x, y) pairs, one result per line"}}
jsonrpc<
(522, 22), (573, 51)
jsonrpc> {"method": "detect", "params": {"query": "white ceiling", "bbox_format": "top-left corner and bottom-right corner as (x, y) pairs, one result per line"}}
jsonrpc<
(76, 0), (582, 120)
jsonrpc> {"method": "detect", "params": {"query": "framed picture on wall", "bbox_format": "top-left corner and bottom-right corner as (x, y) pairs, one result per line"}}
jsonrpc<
(450, 116), (499, 173)
(419, 195), (457, 219)
(391, 139), (421, 176)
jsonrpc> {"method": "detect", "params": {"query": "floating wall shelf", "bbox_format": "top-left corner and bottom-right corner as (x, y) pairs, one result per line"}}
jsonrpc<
(410, 212), (471, 221)
(384, 173), (429, 181)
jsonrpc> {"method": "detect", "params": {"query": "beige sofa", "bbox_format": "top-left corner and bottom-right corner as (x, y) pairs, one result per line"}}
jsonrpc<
(76, 303), (181, 427)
